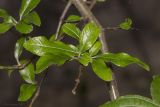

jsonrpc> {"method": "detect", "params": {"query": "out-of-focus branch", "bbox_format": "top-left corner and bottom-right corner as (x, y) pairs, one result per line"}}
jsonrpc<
(70, 0), (119, 100)
(89, 0), (97, 9)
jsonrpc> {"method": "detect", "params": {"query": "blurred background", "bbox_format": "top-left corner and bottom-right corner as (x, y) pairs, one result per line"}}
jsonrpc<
(0, 0), (160, 107)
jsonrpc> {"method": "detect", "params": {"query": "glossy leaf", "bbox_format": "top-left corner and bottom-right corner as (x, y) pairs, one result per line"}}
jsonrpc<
(100, 95), (159, 107)
(119, 18), (132, 30)
(79, 22), (100, 52)
(95, 53), (150, 71)
(151, 75), (160, 104)
(66, 15), (81, 22)
(36, 54), (70, 74)
(14, 37), (26, 64)
(23, 36), (78, 57)
(19, 0), (40, 19)
(91, 59), (112, 81)
(89, 41), (102, 56)
(19, 62), (36, 84)
(79, 53), (92, 66)
(23, 11), (41, 26)
(15, 21), (33, 34)
(62, 23), (81, 40)
(18, 84), (37, 102)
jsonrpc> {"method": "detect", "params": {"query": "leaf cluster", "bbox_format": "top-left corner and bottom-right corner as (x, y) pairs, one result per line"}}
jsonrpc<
(0, 0), (151, 105)
(0, 0), (41, 101)
(0, 0), (41, 34)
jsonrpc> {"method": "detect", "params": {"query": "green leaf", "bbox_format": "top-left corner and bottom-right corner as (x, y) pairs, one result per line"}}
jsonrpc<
(0, 9), (15, 23)
(79, 53), (92, 66)
(18, 84), (37, 102)
(0, 23), (12, 33)
(49, 34), (56, 42)
(23, 11), (41, 26)
(0, 9), (9, 18)
(19, 0), (41, 19)
(100, 95), (159, 107)
(91, 59), (112, 81)
(119, 18), (132, 30)
(14, 37), (26, 64)
(62, 23), (81, 40)
(23, 36), (78, 57)
(0, 16), (15, 34)
(36, 54), (70, 74)
(79, 22), (100, 52)
(15, 21), (33, 34)
(89, 41), (102, 56)
(19, 61), (36, 84)
(151, 75), (160, 104)
(4, 16), (15, 24)
(0, 9), (15, 32)
(95, 53), (150, 71)
(66, 15), (81, 22)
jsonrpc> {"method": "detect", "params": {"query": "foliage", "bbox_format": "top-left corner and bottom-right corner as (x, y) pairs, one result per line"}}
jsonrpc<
(18, 84), (37, 101)
(151, 75), (160, 104)
(119, 18), (132, 30)
(23, 22), (149, 82)
(0, 0), (157, 107)
(0, 0), (41, 34)
(0, 0), (41, 102)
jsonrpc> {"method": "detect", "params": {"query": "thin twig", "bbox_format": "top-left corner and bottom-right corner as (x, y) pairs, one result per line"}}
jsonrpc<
(55, 1), (72, 39)
(70, 0), (119, 100)
(72, 65), (84, 95)
(28, 70), (49, 107)
(103, 27), (121, 30)
(0, 56), (36, 70)
(103, 27), (140, 31)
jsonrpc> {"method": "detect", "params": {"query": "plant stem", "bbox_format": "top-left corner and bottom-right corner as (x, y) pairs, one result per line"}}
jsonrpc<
(55, 1), (72, 39)
(72, 65), (84, 95)
(70, 0), (119, 100)
(0, 56), (35, 70)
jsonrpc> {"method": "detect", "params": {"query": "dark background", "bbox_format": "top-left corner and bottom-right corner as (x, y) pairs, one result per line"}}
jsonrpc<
(0, 0), (160, 107)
